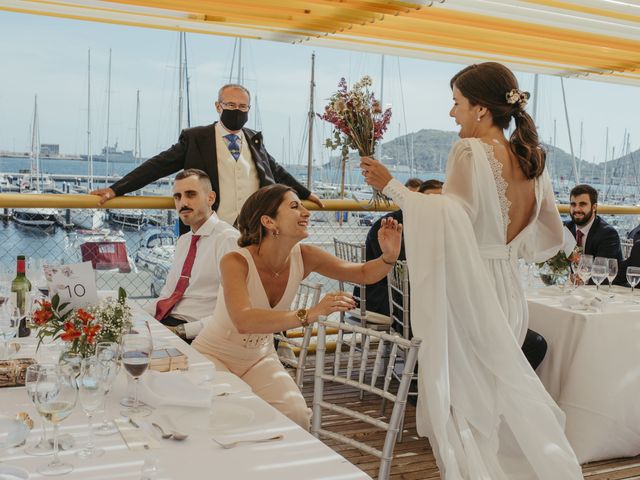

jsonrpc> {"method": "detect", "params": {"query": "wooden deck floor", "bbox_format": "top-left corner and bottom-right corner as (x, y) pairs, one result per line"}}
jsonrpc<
(298, 359), (640, 480)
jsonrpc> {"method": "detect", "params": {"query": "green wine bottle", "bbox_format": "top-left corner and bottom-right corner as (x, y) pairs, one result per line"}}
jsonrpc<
(11, 255), (32, 317)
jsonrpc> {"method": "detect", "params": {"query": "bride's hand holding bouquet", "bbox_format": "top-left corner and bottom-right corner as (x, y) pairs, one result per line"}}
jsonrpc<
(360, 156), (393, 191)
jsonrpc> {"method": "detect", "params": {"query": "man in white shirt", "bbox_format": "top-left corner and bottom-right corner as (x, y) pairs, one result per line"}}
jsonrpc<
(154, 168), (239, 341)
(90, 84), (323, 231)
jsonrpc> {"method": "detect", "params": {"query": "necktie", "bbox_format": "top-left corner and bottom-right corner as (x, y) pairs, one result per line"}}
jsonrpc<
(224, 134), (240, 161)
(576, 229), (584, 248)
(154, 235), (201, 321)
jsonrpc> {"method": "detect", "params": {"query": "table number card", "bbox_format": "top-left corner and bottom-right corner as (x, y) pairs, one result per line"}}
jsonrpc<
(43, 261), (98, 312)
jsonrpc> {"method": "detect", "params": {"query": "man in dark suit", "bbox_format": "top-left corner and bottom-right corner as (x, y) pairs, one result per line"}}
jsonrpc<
(91, 84), (322, 230)
(360, 179), (442, 317)
(564, 184), (623, 263)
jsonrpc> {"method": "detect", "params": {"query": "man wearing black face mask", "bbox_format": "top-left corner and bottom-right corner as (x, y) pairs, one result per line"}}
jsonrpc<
(90, 84), (323, 231)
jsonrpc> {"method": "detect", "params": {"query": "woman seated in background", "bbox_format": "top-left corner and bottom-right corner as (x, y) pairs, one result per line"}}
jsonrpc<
(192, 184), (402, 429)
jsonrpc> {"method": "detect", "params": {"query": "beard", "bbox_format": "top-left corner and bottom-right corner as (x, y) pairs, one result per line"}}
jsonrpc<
(570, 208), (594, 227)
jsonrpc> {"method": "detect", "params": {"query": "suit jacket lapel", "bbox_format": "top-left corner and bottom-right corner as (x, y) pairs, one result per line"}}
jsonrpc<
(584, 216), (601, 255)
(196, 123), (220, 209)
(244, 129), (268, 185)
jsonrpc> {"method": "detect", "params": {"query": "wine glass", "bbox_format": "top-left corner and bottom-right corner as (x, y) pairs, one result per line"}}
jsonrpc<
(606, 258), (619, 292)
(77, 357), (105, 458)
(34, 367), (78, 476)
(59, 351), (82, 383)
(28, 258), (48, 297)
(0, 302), (18, 360)
(591, 257), (608, 291)
(120, 332), (152, 418)
(24, 364), (55, 456)
(94, 342), (121, 436)
(591, 263), (607, 292)
(626, 266), (640, 303)
(577, 254), (594, 287)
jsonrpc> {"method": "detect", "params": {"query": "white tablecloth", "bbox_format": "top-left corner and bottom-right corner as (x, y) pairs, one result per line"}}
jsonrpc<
(527, 285), (640, 463)
(0, 310), (371, 479)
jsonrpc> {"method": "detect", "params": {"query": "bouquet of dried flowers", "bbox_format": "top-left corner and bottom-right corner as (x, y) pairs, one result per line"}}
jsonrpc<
(318, 76), (392, 206)
(32, 288), (132, 357)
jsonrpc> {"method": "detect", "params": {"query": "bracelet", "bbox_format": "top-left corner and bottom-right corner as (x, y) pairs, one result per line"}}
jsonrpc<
(381, 255), (396, 266)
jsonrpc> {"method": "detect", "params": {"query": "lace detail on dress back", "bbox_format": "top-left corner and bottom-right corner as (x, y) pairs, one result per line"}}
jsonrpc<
(481, 142), (511, 239)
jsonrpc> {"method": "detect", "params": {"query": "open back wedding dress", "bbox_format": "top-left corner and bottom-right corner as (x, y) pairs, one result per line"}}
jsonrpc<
(382, 138), (582, 479)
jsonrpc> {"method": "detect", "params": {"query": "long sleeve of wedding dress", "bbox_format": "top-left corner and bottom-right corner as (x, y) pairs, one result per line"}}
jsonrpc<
(381, 140), (581, 480)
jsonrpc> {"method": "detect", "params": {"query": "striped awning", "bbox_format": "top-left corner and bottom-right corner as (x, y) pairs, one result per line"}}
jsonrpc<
(1, 0), (639, 86)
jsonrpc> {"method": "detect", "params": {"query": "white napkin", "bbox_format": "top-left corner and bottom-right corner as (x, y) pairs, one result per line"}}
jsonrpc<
(561, 291), (607, 311)
(137, 370), (213, 408)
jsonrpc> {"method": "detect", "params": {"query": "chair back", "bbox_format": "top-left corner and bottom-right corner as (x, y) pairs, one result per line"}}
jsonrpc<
(274, 281), (322, 388)
(622, 238), (634, 259)
(333, 238), (367, 320)
(333, 238), (392, 329)
(311, 318), (421, 480)
(387, 260), (410, 339)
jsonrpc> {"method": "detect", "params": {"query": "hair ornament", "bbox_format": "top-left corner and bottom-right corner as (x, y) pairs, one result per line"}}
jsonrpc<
(506, 89), (530, 110)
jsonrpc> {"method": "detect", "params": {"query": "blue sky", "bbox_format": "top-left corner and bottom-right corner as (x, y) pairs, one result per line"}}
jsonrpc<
(0, 10), (638, 167)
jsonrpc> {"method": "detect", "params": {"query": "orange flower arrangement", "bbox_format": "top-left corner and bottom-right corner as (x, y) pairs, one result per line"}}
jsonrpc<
(33, 288), (130, 357)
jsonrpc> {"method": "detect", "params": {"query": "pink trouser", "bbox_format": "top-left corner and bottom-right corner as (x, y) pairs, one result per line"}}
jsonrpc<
(194, 330), (310, 430)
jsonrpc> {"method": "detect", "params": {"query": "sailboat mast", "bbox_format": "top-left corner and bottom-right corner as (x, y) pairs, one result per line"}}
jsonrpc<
(560, 77), (579, 184)
(183, 33), (191, 128)
(306, 53), (315, 189)
(604, 127), (609, 200)
(532, 74), (539, 123)
(379, 54), (384, 160)
(105, 48), (112, 187)
(237, 39), (242, 84)
(87, 49), (93, 191)
(178, 32), (184, 136)
(31, 95), (40, 192)
(134, 90), (141, 166)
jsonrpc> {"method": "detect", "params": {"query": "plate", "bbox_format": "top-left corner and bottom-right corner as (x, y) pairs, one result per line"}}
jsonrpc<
(0, 464), (30, 480)
(168, 394), (277, 436)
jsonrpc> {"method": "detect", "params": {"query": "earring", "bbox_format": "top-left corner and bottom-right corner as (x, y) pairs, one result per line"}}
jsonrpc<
(273, 229), (280, 239)
(477, 117), (481, 122)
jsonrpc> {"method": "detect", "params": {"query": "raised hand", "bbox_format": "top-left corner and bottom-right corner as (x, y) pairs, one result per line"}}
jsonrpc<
(378, 217), (402, 264)
(309, 291), (356, 321)
(360, 156), (393, 191)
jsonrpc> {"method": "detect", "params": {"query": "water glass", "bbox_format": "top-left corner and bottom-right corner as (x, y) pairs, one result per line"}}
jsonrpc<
(95, 342), (121, 436)
(120, 332), (153, 418)
(77, 357), (106, 458)
(577, 254), (594, 287)
(607, 258), (619, 291)
(627, 266), (640, 302)
(0, 302), (19, 360)
(591, 257), (608, 291)
(24, 364), (55, 456)
(35, 367), (78, 476)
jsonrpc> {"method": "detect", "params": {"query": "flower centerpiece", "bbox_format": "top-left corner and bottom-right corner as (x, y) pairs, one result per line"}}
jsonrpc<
(318, 76), (392, 206)
(32, 288), (132, 357)
(536, 247), (581, 285)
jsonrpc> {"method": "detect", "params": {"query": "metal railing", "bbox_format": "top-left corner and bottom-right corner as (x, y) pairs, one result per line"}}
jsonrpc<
(0, 193), (638, 309)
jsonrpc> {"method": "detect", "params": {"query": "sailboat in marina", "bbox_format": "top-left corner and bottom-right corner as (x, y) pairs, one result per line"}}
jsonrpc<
(12, 95), (58, 229)
(70, 49), (106, 230)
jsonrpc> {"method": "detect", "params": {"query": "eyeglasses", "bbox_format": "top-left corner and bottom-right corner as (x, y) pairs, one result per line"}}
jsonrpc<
(219, 101), (251, 112)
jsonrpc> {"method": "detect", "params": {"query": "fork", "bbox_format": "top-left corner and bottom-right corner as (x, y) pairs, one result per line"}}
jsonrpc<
(211, 434), (284, 449)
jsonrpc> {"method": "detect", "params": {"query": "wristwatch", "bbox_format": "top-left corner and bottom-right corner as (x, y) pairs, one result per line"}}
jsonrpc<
(174, 324), (186, 339)
(296, 309), (309, 327)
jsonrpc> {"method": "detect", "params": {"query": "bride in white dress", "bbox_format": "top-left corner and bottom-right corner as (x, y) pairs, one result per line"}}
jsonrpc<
(361, 62), (582, 479)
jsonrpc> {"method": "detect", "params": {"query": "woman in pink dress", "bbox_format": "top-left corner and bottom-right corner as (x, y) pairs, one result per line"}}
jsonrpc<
(193, 184), (402, 429)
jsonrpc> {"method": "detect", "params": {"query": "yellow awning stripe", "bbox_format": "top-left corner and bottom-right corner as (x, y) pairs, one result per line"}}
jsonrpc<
(1, 0), (638, 86)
